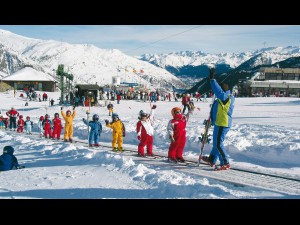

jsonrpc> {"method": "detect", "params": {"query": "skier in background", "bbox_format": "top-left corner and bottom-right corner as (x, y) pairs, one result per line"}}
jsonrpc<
(107, 102), (114, 116)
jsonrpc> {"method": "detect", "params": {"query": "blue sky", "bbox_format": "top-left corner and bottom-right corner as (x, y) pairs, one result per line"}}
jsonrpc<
(0, 25), (299, 56)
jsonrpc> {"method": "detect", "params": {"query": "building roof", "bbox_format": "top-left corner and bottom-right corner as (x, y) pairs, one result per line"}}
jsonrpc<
(260, 68), (300, 73)
(75, 84), (100, 90)
(1, 67), (55, 82)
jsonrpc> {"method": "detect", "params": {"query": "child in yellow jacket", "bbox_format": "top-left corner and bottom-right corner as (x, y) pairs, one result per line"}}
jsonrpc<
(61, 106), (76, 142)
(105, 113), (125, 151)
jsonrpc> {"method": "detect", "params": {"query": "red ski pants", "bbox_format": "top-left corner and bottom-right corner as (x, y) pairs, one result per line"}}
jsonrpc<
(52, 127), (62, 139)
(138, 134), (153, 155)
(168, 134), (186, 159)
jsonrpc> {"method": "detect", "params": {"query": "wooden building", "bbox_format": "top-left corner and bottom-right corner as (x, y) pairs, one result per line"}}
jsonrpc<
(0, 67), (57, 92)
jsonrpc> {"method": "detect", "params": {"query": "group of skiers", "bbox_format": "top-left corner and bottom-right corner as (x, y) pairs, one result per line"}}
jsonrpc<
(1, 68), (235, 171)
(2, 106), (76, 142)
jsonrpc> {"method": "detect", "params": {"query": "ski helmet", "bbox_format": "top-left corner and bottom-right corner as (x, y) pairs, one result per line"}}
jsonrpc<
(171, 107), (181, 116)
(54, 113), (59, 117)
(26, 116), (30, 120)
(139, 110), (148, 119)
(93, 114), (99, 121)
(3, 146), (14, 155)
(39, 116), (44, 121)
(19, 115), (23, 119)
(112, 113), (119, 120)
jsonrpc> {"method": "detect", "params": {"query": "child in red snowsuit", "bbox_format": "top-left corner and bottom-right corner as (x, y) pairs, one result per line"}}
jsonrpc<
(17, 115), (25, 133)
(42, 114), (52, 138)
(167, 107), (192, 163)
(136, 105), (156, 156)
(52, 113), (63, 140)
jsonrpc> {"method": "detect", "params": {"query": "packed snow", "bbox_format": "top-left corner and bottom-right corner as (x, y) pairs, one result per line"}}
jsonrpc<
(0, 90), (299, 199)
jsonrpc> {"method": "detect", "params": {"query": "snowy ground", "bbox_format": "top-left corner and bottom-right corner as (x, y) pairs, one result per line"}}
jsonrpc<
(0, 90), (299, 199)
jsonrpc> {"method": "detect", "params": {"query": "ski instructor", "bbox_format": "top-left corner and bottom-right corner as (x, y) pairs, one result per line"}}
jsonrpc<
(202, 67), (235, 171)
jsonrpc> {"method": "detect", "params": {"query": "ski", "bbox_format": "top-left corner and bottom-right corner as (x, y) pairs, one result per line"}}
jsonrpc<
(197, 94), (215, 166)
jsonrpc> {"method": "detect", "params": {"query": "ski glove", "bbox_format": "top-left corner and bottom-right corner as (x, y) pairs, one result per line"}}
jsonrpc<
(137, 136), (141, 141)
(105, 119), (109, 125)
(61, 107), (63, 110)
(209, 67), (215, 80)
(73, 106), (76, 110)
(152, 105), (157, 109)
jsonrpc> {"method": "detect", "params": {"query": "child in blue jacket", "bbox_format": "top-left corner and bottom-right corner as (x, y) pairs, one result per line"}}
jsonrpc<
(83, 114), (102, 147)
(0, 146), (25, 171)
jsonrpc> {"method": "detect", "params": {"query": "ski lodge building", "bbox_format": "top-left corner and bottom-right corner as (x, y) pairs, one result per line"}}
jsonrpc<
(0, 67), (57, 92)
(249, 68), (300, 97)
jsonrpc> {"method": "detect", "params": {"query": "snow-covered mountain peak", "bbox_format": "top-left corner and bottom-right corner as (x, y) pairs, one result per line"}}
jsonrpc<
(0, 29), (186, 91)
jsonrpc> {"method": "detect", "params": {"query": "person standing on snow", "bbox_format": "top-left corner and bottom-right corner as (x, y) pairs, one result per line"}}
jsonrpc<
(0, 146), (25, 171)
(201, 68), (235, 171)
(181, 94), (191, 114)
(42, 114), (52, 138)
(17, 115), (25, 133)
(167, 107), (192, 163)
(37, 116), (44, 137)
(107, 102), (114, 116)
(52, 113), (63, 140)
(24, 116), (33, 135)
(136, 105), (156, 157)
(105, 113), (125, 151)
(6, 107), (19, 131)
(61, 106), (76, 142)
(83, 114), (102, 147)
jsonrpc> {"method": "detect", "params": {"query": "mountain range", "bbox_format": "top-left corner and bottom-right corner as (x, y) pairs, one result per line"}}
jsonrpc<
(0, 29), (186, 92)
(139, 46), (300, 87)
(1, 28), (300, 94)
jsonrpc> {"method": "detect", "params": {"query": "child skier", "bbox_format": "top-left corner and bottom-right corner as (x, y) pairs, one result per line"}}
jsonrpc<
(17, 115), (25, 133)
(167, 107), (192, 163)
(105, 113), (125, 151)
(107, 102), (113, 116)
(42, 114), (52, 138)
(61, 106), (76, 142)
(2, 116), (9, 130)
(52, 113), (63, 140)
(136, 105), (156, 157)
(0, 146), (25, 171)
(83, 114), (102, 147)
(0, 115), (5, 129)
(24, 116), (33, 134)
(37, 116), (44, 137)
